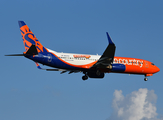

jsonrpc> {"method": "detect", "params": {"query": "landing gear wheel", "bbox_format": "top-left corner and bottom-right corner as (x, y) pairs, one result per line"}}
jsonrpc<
(144, 77), (148, 81)
(82, 75), (88, 80)
(96, 70), (101, 76)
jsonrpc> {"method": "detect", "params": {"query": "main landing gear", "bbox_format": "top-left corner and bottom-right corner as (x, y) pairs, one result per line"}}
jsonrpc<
(82, 75), (88, 80)
(82, 72), (88, 80)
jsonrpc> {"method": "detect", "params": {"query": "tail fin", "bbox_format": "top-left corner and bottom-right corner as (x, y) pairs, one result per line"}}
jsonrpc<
(18, 21), (48, 54)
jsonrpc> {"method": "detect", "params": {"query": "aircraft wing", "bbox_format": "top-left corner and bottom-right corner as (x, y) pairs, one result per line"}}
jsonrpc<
(91, 32), (116, 68)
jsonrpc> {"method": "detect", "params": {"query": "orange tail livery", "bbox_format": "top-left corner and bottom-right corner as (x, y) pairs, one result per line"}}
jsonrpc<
(18, 21), (48, 54)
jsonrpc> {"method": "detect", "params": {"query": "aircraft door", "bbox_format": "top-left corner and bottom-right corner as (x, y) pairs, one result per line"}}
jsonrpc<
(47, 54), (52, 63)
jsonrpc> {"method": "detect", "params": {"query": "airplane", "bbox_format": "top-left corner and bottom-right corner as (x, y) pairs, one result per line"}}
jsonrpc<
(5, 21), (160, 81)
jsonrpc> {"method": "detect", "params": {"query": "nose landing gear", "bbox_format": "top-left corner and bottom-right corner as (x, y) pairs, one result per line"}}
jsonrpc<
(144, 77), (148, 81)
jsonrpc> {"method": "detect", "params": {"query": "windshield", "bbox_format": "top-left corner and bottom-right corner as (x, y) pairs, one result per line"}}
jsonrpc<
(151, 63), (155, 65)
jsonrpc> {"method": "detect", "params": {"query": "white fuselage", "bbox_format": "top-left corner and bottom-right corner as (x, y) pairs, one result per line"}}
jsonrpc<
(47, 48), (100, 66)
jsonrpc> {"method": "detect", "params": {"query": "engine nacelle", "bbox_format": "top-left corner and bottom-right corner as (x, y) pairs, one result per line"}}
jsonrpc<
(111, 63), (126, 72)
(87, 72), (105, 78)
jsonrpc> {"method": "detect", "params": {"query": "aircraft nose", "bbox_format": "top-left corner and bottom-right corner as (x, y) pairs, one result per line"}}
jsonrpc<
(155, 66), (160, 73)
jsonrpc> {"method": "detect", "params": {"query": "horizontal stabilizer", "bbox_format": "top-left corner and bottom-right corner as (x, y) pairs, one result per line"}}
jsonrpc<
(5, 54), (24, 56)
(6, 45), (38, 57)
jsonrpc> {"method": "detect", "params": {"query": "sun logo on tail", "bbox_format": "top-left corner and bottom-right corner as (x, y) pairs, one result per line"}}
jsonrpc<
(19, 23), (47, 53)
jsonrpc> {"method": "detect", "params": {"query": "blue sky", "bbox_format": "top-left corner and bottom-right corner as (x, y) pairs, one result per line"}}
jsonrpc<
(1, 0), (163, 120)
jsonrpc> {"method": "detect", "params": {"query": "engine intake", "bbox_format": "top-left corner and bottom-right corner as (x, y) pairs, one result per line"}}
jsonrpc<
(111, 63), (126, 72)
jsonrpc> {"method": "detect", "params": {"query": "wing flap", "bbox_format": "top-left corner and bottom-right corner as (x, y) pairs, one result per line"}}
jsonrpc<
(35, 62), (80, 74)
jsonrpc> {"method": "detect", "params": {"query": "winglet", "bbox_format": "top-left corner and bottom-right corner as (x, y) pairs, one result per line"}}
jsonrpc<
(18, 21), (26, 28)
(106, 32), (114, 45)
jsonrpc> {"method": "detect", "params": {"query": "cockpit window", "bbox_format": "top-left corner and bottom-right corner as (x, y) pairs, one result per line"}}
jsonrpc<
(151, 63), (155, 65)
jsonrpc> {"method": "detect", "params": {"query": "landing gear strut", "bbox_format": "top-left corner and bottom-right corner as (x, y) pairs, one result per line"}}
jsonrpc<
(82, 72), (88, 80)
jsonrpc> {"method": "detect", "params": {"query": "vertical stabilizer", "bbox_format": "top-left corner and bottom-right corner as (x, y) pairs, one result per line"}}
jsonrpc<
(18, 21), (48, 53)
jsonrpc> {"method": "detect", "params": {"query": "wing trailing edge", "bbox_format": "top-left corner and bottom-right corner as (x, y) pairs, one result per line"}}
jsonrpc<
(35, 62), (80, 74)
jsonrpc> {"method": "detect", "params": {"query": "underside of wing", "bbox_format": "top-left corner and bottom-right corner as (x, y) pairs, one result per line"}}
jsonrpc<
(91, 32), (116, 69)
(35, 62), (81, 74)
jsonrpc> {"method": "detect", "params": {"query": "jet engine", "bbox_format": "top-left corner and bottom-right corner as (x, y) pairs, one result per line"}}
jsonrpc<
(111, 63), (126, 72)
(87, 71), (105, 78)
